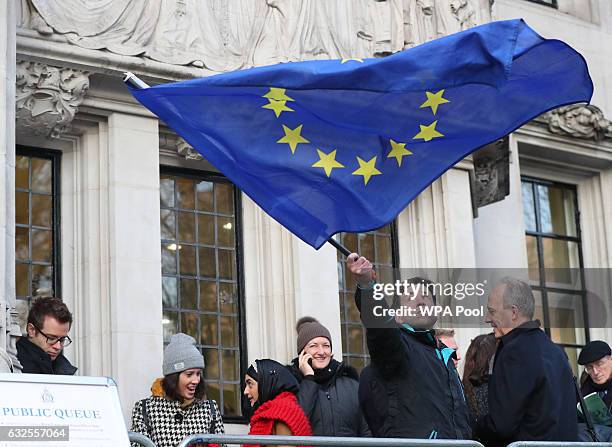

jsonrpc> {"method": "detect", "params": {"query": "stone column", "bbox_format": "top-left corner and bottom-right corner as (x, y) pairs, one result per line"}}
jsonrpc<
(242, 198), (340, 363)
(0, 0), (17, 365)
(106, 112), (163, 419)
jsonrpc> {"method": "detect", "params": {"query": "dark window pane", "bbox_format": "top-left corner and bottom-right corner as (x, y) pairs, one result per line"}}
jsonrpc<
(376, 235), (392, 264)
(223, 383), (240, 415)
(31, 158), (52, 193)
(207, 382), (220, 402)
(525, 235), (539, 282)
(160, 209), (175, 241)
(220, 316), (238, 347)
(15, 227), (29, 261)
(222, 350), (239, 381)
(542, 238), (580, 286)
(162, 276), (178, 308)
(180, 278), (197, 310)
(201, 314), (219, 346)
(163, 311), (178, 343)
(15, 155), (29, 190)
(31, 229), (52, 263)
(215, 183), (234, 214)
(204, 349), (220, 379)
(161, 244), (177, 275)
(564, 347), (580, 377)
(522, 182), (536, 232)
(32, 264), (53, 297)
(547, 292), (586, 345)
(16, 263), (29, 297)
(347, 325), (364, 354)
(199, 280), (217, 312)
(532, 290), (545, 325)
(343, 233), (358, 254)
(360, 234), (375, 261)
(197, 181), (214, 212)
(176, 178), (195, 209)
(181, 312), (199, 339)
(178, 212), (196, 243)
(199, 247), (216, 278)
(31, 194), (52, 228)
(219, 282), (237, 314)
(218, 249), (236, 280)
(537, 184), (577, 236)
(160, 176), (175, 208)
(217, 216), (235, 247)
(15, 192), (29, 225)
(198, 214), (215, 245)
(179, 245), (197, 276)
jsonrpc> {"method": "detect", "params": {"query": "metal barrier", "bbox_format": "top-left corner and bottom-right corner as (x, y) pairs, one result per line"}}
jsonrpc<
(128, 431), (157, 447)
(177, 434), (485, 447)
(508, 443), (612, 447)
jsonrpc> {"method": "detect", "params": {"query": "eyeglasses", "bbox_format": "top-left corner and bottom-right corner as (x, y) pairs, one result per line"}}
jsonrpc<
(31, 324), (72, 347)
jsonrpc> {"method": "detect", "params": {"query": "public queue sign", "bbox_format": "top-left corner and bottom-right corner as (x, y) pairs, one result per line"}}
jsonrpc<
(0, 373), (130, 446)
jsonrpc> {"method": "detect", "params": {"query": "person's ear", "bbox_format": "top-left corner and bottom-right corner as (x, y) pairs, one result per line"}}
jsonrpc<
(26, 323), (36, 338)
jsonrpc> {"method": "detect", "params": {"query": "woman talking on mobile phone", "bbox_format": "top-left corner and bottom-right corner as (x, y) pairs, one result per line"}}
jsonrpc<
(287, 317), (370, 438)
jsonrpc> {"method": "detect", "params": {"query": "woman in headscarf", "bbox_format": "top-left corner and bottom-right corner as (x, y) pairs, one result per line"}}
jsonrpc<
(243, 359), (312, 447)
(287, 317), (369, 437)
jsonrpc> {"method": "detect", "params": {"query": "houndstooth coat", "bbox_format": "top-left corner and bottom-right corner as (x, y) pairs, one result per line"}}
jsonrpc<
(130, 386), (224, 447)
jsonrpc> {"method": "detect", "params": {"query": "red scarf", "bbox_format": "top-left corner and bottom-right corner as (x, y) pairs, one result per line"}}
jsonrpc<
(246, 391), (312, 447)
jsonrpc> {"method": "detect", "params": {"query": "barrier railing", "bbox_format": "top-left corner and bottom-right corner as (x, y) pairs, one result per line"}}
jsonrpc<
(177, 434), (485, 447)
(508, 443), (612, 447)
(128, 431), (157, 447)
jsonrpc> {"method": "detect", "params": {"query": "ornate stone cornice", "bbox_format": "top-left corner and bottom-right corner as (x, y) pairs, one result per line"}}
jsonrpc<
(176, 138), (203, 161)
(16, 60), (89, 138)
(539, 104), (612, 142)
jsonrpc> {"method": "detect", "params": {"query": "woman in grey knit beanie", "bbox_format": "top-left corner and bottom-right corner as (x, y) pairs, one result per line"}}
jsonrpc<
(129, 333), (225, 447)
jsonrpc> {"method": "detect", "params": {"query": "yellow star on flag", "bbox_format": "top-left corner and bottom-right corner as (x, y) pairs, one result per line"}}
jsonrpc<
(387, 139), (413, 167)
(263, 87), (295, 102)
(352, 156), (382, 186)
(312, 149), (345, 177)
(419, 90), (450, 115)
(262, 99), (294, 117)
(277, 124), (310, 154)
(413, 120), (444, 142)
(341, 58), (364, 63)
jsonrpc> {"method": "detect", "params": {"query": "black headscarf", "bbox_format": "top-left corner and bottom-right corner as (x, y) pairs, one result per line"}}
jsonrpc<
(242, 359), (299, 420)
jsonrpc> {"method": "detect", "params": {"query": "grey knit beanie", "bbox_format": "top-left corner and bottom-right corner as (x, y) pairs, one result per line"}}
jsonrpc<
(296, 316), (332, 353)
(163, 333), (205, 376)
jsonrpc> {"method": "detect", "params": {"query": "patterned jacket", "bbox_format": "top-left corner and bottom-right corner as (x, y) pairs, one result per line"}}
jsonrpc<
(130, 378), (224, 447)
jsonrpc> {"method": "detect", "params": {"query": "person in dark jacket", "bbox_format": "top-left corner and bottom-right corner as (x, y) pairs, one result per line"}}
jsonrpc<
(578, 340), (612, 415)
(287, 316), (370, 437)
(16, 297), (77, 375)
(474, 277), (578, 446)
(348, 254), (471, 440)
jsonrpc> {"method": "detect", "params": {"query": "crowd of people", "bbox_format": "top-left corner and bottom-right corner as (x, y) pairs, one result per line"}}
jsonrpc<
(3, 253), (612, 447)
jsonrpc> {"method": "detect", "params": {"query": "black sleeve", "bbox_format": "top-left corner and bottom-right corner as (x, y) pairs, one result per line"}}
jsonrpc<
(296, 376), (320, 420)
(355, 286), (405, 377)
(474, 346), (537, 442)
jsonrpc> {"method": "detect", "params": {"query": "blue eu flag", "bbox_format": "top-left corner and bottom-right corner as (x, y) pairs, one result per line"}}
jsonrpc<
(130, 19), (592, 249)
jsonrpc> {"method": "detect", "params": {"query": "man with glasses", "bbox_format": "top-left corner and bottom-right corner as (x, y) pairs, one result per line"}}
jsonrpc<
(17, 297), (77, 375)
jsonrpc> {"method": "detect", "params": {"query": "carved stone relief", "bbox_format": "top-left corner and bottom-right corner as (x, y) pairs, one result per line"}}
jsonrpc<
(16, 61), (89, 139)
(18, 0), (490, 70)
(176, 138), (203, 161)
(472, 137), (510, 209)
(542, 104), (612, 142)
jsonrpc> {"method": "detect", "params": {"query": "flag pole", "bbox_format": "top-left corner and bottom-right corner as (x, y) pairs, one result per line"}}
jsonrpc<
(327, 238), (352, 257)
(123, 72), (150, 90)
